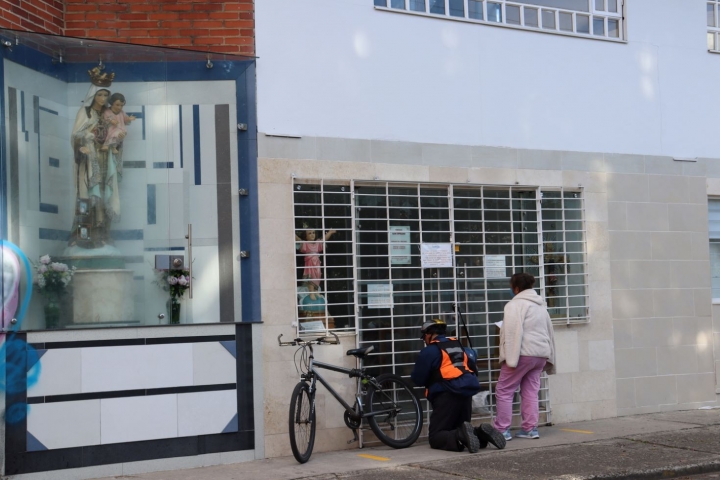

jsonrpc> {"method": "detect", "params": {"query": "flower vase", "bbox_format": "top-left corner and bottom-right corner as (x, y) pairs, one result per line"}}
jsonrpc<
(44, 302), (61, 329)
(167, 298), (181, 324)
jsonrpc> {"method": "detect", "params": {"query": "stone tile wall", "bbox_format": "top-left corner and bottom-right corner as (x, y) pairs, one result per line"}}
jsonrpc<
(257, 134), (720, 456)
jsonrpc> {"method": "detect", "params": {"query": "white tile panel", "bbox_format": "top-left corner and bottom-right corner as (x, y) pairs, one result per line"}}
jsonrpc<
(28, 400), (101, 449)
(189, 245), (221, 324)
(188, 184), (218, 239)
(101, 394), (178, 444)
(193, 342), (236, 386)
(81, 343), (193, 393)
(27, 348), (82, 397)
(177, 389), (237, 437)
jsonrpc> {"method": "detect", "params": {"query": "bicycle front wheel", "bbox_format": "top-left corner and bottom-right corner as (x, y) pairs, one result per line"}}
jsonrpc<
(289, 381), (316, 463)
(367, 373), (423, 449)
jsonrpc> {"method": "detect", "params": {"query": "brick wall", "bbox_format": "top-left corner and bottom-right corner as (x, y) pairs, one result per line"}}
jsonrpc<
(65, 0), (254, 55)
(0, 0), (254, 56)
(0, 0), (63, 35)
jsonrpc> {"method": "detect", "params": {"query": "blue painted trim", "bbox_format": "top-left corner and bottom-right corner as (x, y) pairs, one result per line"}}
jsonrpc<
(220, 340), (237, 359)
(34, 96), (40, 203)
(179, 105), (184, 168)
(26, 349), (46, 372)
(38, 203), (58, 214)
(48, 157), (59, 168)
(236, 62), (261, 323)
(26, 432), (47, 452)
(109, 229), (143, 241)
(152, 162), (174, 169)
(147, 184), (156, 225)
(143, 246), (185, 252)
(38, 228), (69, 241)
(0, 57), (7, 240)
(222, 413), (239, 433)
(192, 105), (201, 185)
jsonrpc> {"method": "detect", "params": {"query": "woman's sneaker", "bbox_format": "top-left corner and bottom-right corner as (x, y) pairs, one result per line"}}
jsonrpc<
(515, 428), (540, 439)
(502, 429), (513, 441)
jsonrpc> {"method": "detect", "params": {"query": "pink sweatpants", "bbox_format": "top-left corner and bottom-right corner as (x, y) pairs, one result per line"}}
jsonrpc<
(493, 356), (547, 432)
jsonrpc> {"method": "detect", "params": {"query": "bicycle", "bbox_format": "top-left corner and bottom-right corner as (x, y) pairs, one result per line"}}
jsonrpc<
(278, 333), (423, 464)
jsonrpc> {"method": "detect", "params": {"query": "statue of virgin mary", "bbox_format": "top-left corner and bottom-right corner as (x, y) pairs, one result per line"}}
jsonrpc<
(68, 68), (122, 249)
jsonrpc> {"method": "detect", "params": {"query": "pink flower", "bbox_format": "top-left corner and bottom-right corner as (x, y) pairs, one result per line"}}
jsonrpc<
(39, 265), (48, 274)
(40, 255), (51, 265)
(178, 276), (188, 286)
(167, 276), (178, 285)
(50, 262), (68, 272)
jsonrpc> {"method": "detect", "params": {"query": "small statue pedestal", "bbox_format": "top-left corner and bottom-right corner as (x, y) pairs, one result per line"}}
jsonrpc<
(71, 269), (135, 325)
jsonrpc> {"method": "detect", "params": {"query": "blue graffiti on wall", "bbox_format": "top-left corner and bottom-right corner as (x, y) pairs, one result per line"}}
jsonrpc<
(1, 240), (38, 424)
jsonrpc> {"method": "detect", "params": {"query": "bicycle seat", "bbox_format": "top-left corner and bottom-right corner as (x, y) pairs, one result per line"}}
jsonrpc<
(346, 345), (374, 358)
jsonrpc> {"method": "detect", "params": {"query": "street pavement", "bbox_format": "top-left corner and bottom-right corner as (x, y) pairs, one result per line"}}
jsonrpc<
(94, 409), (720, 480)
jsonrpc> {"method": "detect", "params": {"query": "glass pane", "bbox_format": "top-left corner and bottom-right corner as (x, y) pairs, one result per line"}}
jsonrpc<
(710, 32), (717, 50)
(559, 11), (573, 31)
(513, 0), (589, 13)
(430, 0), (445, 14)
(375, 0), (388, 6)
(709, 3), (716, 27)
(542, 9), (556, 29)
(2, 30), (254, 330)
(410, 0), (426, 11)
(450, 0), (465, 17)
(525, 7), (539, 26)
(469, 0), (484, 19)
(608, 18), (619, 37)
(507, 5), (521, 24)
(488, 2), (502, 21)
(608, 0), (618, 12)
(576, 14), (590, 33)
(391, 0), (406, 9)
(593, 16), (605, 35)
(595, 0), (604, 11)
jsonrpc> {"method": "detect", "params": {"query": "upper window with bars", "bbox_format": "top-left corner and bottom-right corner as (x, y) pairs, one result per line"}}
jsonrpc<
(374, 0), (624, 41)
(709, 1), (720, 51)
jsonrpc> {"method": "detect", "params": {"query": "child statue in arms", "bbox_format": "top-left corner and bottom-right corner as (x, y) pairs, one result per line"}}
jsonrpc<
(100, 93), (135, 155)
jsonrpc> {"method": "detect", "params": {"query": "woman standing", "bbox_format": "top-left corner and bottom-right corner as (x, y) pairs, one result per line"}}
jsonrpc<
(494, 272), (556, 441)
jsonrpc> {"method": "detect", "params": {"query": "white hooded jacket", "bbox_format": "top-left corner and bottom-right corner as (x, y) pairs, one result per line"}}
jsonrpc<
(499, 288), (557, 375)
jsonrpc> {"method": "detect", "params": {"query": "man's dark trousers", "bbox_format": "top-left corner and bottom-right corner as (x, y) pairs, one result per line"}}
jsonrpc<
(428, 391), (472, 451)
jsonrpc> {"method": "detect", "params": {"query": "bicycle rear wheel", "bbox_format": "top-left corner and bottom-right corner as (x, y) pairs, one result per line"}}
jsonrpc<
(289, 381), (316, 463)
(366, 373), (423, 449)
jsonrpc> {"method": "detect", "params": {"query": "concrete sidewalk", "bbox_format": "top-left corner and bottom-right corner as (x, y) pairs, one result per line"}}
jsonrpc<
(94, 409), (720, 480)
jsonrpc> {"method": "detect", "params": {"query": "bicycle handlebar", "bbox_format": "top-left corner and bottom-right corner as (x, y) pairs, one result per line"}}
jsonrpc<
(277, 332), (340, 347)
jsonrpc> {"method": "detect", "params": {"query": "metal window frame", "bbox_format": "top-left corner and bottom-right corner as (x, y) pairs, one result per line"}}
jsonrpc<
(376, 0), (626, 42)
(709, 0), (720, 52)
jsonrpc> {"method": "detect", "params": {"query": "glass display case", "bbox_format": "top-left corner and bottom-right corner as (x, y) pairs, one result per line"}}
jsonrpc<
(0, 29), (255, 330)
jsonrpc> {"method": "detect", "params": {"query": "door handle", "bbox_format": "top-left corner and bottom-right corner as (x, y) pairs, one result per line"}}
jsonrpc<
(185, 224), (193, 299)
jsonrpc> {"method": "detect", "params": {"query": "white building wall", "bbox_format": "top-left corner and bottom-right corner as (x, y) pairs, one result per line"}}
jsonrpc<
(256, 0), (718, 159)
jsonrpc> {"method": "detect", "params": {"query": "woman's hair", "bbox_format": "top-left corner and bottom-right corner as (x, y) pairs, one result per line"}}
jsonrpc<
(108, 93), (126, 106)
(510, 272), (535, 292)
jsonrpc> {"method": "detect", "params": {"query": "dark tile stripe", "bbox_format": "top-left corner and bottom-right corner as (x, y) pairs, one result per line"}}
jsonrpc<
(28, 383), (237, 404)
(236, 324), (255, 433)
(38, 228), (69, 241)
(8, 88), (20, 244)
(152, 162), (174, 169)
(193, 104), (201, 185)
(179, 104), (184, 168)
(124, 161), (146, 169)
(147, 184), (156, 225)
(34, 334), (235, 350)
(215, 104), (235, 323)
(39, 203), (58, 214)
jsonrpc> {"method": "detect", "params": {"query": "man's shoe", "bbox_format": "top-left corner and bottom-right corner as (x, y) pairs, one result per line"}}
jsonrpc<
(502, 429), (513, 441)
(475, 423), (507, 450)
(457, 421), (481, 453)
(516, 428), (540, 439)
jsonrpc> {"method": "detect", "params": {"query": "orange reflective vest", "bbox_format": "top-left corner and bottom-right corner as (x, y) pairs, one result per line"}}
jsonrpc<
(425, 337), (474, 397)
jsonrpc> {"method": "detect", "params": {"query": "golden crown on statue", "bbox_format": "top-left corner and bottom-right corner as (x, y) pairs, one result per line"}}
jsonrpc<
(88, 66), (115, 87)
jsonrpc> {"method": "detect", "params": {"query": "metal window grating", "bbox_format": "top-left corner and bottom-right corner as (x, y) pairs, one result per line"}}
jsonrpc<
(375, 0), (624, 42)
(292, 180), (590, 440)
